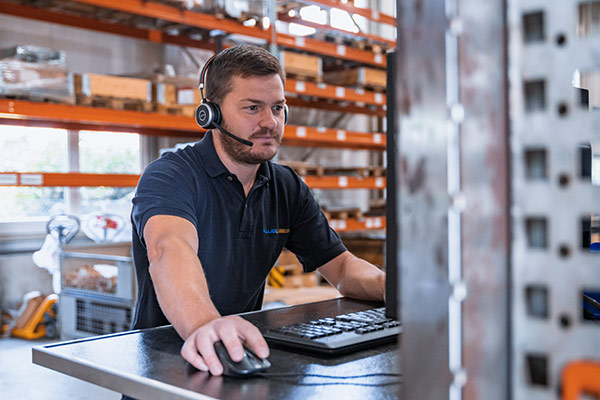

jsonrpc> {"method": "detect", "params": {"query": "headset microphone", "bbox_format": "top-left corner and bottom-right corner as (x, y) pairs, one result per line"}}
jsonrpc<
(195, 53), (288, 148)
(211, 119), (254, 147)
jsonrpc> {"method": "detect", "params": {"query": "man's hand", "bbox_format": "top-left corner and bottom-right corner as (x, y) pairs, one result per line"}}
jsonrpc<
(180, 315), (270, 376)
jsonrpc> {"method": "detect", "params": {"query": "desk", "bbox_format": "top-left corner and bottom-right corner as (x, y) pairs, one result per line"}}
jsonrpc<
(33, 298), (400, 399)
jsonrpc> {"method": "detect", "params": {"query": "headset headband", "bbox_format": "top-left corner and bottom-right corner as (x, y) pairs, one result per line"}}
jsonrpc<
(199, 54), (217, 103)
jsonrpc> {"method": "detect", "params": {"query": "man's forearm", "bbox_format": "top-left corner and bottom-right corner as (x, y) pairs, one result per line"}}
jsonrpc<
(149, 240), (220, 339)
(336, 256), (385, 301)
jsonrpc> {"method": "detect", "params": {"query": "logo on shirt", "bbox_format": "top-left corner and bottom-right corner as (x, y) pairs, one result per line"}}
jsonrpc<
(263, 228), (290, 234)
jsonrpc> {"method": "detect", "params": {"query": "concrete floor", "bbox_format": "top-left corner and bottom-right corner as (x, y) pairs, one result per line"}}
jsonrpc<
(0, 337), (121, 399)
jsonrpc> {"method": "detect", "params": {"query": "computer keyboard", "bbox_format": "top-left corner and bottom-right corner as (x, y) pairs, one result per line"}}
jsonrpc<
(263, 307), (401, 355)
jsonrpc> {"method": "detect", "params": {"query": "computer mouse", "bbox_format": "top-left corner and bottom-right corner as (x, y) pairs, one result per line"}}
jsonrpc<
(213, 340), (271, 377)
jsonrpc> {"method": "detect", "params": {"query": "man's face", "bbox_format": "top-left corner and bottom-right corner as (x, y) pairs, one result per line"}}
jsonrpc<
(218, 74), (286, 165)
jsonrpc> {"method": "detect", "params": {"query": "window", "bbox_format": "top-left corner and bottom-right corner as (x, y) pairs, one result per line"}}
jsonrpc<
(0, 126), (68, 220)
(0, 126), (141, 230)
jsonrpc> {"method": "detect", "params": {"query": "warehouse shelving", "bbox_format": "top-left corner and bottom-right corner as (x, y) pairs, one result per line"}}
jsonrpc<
(0, 0), (386, 66)
(286, 78), (386, 106)
(0, 99), (385, 150)
(277, 12), (395, 48)
(0, 172), (385, 190)
(297, 0), (396, 26)
(0, 0), (393, 236)
(0, 2), (216, 51)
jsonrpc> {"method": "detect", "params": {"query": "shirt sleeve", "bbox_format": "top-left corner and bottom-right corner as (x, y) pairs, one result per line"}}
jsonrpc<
(284, 173), (347, 272)
(131, 153), (200, 247)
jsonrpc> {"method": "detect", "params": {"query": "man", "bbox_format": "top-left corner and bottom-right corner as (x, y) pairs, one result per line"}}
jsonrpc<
(131, 44), (385, 377)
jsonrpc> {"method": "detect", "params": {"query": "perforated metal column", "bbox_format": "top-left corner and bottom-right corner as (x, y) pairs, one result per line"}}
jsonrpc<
(508, 0), (600, 398)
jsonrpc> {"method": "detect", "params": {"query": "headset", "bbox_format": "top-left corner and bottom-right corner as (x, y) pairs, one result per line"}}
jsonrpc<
(195, 54), (288, 147)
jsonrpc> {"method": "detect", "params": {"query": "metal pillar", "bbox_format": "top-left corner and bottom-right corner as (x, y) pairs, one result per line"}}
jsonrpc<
(395, 0), (510, 398)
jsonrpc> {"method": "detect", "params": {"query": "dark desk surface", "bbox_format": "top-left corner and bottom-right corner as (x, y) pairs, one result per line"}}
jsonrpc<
(33, 298), (400, 400)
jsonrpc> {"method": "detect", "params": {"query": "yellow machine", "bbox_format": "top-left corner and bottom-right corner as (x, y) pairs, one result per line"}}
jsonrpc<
(11, 293), (58, 340)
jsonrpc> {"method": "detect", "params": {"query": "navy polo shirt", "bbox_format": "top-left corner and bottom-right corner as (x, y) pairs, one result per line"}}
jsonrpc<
(130, 131), (346, 329)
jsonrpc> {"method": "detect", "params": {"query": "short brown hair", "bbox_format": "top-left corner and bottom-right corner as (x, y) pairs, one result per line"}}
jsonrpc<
(204, 45), (285, 105)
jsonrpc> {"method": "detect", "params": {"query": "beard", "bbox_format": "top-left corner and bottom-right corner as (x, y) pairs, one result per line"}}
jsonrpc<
(219, 123), (282, 165)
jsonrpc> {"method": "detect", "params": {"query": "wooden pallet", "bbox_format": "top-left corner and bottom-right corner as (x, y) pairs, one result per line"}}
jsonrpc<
(322, 166), (386, 177)
(322, 207), (364, 220)
(342, 237), (385, 267)
(365, 198), (386, 217)
(76, 94), (153, 112)
(312, 32), (388, 54)
(278, 160), (324, 176)
(155, 103), (196, 117)
(0, 93), (75, 105)
(323, 66), (387, 92)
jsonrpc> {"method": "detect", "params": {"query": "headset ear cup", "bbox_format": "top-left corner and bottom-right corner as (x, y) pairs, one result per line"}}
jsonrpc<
(195, 102), (222, 129)
(284, 104), (289, 125)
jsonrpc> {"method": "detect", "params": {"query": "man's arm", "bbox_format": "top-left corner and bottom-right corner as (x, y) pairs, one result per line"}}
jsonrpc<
(317, 250), (385, 301)
(144, 215), (269, 375)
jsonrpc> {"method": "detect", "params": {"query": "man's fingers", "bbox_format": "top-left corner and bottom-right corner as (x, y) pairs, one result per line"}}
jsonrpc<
(219, 327), (245, 362)
(236, 319), (270, 359)
(194, 332), (223, 376)
(181, 338), (208, 371)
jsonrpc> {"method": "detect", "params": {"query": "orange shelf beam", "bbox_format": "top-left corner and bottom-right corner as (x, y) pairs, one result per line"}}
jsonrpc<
(0, 100), (385, 149)
(0, 1), (216, 51)
(283, 125), (385, 150)
(286, 79), (386, 106)
(0, 172), (139, 187)
(304, 0), (397, 26)
(278, 13), (396, 48)
(302, 175), (386, 189)
(0, 172), (385, 190)
(329, 216), (386, 232)
(0, 99), (202, 137)
(277, 33), (385, 67)
(72, 0), (271, 40)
